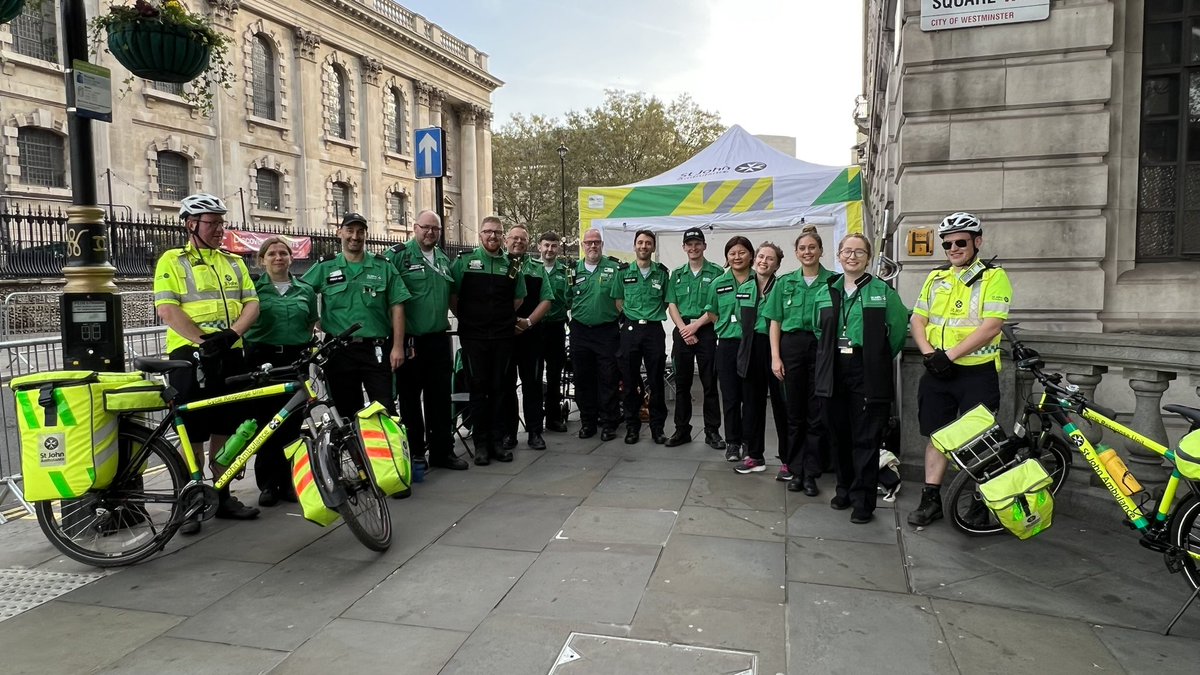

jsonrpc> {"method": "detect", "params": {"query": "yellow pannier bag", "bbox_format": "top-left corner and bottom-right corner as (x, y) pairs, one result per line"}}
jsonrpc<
(103, 379), (169, 413)
(931, 404), (1000, 456)
(354, 401), (411, 497)
(978, 459), (1055, 540)
(10, 370), (144, 501)
(1176, 430), (1200, 481)
(284, 437), (338, 526)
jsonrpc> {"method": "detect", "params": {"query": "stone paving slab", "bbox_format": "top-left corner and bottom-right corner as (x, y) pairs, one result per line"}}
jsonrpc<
(437, 493), (581, 552)
(295, 497), (475, 565)
(93, 636), (287, 675)
(1089, 623), (1200, 675)
(549, 633), (757, 675)
(648, 533), (786, 603)
(273, 618), (466, 675)
(438, 613), (631, 675)
(605, 456), (701, 481)
(410, 469), (514, 505)
(788, 501), (900, 545)
(558, 505), (677, 546)
(498, 459), (610, 498)
(181, 505), (332, 564)
(673, 505), (787, 542)
(787, 536), (908, 593)
(581, 475), (691, 510)
(0, 601), (183, 675)
(686, 468), (787, 511)
(464, 448), (544, 475)
(344, 544), (536, 632)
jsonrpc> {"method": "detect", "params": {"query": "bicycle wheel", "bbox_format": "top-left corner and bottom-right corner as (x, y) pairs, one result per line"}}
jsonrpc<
(35, 422), (187, 567)
(325, 432), (392, 552)
(946, 434), (1072, 537)
(1168, 493), (1200, 592)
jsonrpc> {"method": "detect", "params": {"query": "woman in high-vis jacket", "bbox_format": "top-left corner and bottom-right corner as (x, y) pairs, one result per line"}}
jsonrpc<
(704, 236), (754, 462)
(812, 233), (908, 524)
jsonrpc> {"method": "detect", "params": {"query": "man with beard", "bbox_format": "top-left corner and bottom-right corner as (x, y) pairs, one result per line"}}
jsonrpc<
(499, 224), (553, 451)
(570, 229), (623, 441)
(612, 230), (669, 445)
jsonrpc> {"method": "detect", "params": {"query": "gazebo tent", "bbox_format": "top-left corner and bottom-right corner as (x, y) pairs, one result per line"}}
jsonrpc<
(578, 125), (863, 270)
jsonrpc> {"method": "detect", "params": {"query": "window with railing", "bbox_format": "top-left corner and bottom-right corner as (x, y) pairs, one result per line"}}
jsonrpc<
(10, 7), (57, 63)
(252, 35), (277, 120)
(1138, 0), (1200, 260)
(16, 129), (66, 188)
(155, 151), (189, 202)
(331, 181), (351, 218)
(257, 170), (281, 211)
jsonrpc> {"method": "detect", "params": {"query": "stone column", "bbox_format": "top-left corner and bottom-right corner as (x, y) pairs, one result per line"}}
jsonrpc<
(477, 107), (494, 219)
(1064, 364), (1108, 446)
(291, 27), (323, 225)
(413, 81), (432, 214)
(1123, 369), (1175, 487)
(458, 106), (479, 240)
(360, 56), (383, 234)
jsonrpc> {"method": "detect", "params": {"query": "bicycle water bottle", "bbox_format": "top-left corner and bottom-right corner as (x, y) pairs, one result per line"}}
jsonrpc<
(1096, 446), (1143, 496)
(216, 419), (259, 466)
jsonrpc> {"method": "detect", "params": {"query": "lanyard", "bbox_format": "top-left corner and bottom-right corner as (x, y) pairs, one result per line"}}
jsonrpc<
(840, 282), (863, 336)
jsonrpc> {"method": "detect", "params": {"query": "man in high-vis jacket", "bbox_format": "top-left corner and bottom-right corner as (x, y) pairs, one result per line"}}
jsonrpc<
(154, 193), (261, 533)
(907, 212), (1013, 528)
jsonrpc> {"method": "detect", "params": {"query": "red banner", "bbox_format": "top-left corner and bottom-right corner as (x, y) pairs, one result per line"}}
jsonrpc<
(221, 231), (313, 259)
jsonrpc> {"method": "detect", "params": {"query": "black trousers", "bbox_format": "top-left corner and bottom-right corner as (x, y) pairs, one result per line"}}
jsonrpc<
(779, 331), (825, 478)
(715, 338), (744, 445)
(503, 325), (546, 436)
(542, 321), (567, 426)
(460, 336), (513, 452)
(671, 323), (720, 436)
(619, 322), (667, 433)
(824, 352), (890, 517)
(245, 342), (308, 495)
(396, 332), (453, 463)
(570, 320), (620, 430)
(742, 333), (787, 462)
(327, 339), (396, 418)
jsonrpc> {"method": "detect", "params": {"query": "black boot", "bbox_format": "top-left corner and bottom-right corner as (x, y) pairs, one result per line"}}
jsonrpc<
(907, 486), (943, 527)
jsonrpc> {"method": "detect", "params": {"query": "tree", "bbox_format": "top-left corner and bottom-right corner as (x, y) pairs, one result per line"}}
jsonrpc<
(492, 90), (725, 239)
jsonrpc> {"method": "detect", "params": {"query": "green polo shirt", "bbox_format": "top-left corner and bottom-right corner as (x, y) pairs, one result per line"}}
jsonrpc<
(763, 265), (833, 333)
(570, 258), (622, 326)
(704, 269), (753, 340)
(666, 260), (724, 319)
(386, 238), (452, 336)
(302, 252), (410, 338)
(611, 261), (669, 322)
(540, 258), (572, 323)
(515, 253), (555, 310)
(243, 274), (318, 347)
(813, 274), (909, 356)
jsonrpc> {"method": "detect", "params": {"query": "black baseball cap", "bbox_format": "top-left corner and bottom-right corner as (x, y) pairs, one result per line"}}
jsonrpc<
(683, 228), (705, 243)
(340, 212), (368, 228)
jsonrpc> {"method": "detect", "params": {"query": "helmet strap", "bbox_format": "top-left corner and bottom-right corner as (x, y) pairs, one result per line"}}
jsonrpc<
(187, 218), (220, 251)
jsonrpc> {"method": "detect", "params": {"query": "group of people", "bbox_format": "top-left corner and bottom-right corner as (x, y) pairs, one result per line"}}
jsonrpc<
(153, 189), (1011, 532)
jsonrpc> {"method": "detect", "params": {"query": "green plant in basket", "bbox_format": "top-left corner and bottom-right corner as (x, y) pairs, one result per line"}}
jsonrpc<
(88, 0), (234, 116)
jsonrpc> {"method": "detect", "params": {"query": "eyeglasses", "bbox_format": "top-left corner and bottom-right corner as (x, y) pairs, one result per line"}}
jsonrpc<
(796, 245), (820, 253)
(941, 239), (972, 250)
(417, 224), (442, 232)
(481, 230), (503, 237)
(839, 249), (868, 258)
(582, 241), (603, 247)
(197, 218), (226, 227)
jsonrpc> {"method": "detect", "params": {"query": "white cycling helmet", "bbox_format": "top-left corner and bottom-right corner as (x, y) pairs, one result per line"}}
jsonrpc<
(938, 212), (982, 237)
(179, 193), (228, 220)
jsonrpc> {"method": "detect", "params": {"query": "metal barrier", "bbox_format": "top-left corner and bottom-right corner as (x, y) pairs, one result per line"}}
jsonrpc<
(1, 290), (159, 340)
(0, 327), (168, 522)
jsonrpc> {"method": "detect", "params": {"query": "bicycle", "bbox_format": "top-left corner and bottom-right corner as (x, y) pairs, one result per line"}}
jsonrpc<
(940, 324), (1200, 633)
(32, 323), (391, 567)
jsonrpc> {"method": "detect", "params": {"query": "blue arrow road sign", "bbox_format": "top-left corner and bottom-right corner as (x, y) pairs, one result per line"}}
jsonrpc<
(415, 127), (444, 178)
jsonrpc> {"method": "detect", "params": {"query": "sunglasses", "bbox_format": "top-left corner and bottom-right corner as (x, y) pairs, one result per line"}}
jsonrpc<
(941, 239), (972, 250)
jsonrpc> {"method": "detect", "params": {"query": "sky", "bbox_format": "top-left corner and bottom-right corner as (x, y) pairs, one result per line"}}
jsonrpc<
(399, 0), (864, 167)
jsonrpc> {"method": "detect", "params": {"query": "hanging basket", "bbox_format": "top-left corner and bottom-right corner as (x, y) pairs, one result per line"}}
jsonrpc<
(0, 0), (25, 26)
(106, 20), (211, 83)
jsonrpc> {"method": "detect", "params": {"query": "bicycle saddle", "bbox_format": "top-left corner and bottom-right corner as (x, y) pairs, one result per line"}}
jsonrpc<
(133, 357), (193, 374)
(1163, 404), (1200, 430)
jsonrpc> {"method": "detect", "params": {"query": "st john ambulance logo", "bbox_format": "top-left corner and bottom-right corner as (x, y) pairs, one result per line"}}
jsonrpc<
(735, 161), (766, 173)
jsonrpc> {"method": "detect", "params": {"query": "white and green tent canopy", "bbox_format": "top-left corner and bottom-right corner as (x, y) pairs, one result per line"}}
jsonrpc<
(579, 124), (862, 265)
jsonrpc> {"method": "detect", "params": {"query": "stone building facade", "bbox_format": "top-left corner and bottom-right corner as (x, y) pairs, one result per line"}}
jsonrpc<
(862, 0), (1200, 335)
(0, 0), (501, 241)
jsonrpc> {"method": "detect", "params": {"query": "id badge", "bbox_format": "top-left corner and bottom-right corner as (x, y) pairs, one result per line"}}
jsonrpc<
(730, 314), (738, 323)
(837, 337), (854, 354)
(374, 345), (383, 364)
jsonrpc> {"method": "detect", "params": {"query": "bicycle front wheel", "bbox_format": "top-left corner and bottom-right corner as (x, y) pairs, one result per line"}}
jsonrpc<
(946, 434), (1072, 537)
(35, 422), (186, 567)
(1168, 493), (1200, 593)
(326, 434), (392, 552)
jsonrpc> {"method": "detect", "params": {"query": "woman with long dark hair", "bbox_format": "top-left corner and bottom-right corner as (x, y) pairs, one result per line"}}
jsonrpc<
(733, 242), (787, 474)
(704, 236), (754, 462)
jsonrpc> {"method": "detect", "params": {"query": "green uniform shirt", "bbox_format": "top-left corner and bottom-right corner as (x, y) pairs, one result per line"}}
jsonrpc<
(763, 266), (833, 333)
(386, 238), (452, 336)
(302, 253), (410, 338)
(747, 276), (775, 335)
(611, 261), (669, 322)
(813, 274), (909, 356)
(570, 258), (622, 326)
(449, 248), (529, 299)
(243, 274), (318, 346)
(451, 247), (527, 339)
(540, 258), (573, 323)
(516, 254), (555, 309)
(665, 260), (724, 319)
(704, 269), (753, 340)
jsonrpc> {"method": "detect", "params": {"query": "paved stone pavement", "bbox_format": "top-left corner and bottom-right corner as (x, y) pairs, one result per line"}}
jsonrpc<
(0, 420), (1198, 674)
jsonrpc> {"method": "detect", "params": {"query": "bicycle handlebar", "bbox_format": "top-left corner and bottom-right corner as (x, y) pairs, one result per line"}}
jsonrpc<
(225, 323), (363, 388)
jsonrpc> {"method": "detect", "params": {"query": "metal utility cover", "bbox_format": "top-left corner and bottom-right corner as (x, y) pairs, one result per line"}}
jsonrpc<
(549, 632), (756, 674)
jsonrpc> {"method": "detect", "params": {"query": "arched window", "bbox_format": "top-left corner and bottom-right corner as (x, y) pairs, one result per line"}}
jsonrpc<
(257, 170), (281, 211)
(331, 181), (351, 218)
(156, 151), (189, 201)
(330, 66), (348, 139)
(17, 129), (65, 188)
(11, 6), (57, 63)
(386, 87), (405, 154)
(252, 36), (277, 119)
(389, 192), (408, 228)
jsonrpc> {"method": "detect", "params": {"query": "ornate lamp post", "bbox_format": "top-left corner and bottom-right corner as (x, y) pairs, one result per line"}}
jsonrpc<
(557, 143), (568, 240)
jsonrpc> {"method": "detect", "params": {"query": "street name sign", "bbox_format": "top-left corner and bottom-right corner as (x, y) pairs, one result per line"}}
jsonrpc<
(921, 0), (1049, 32)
